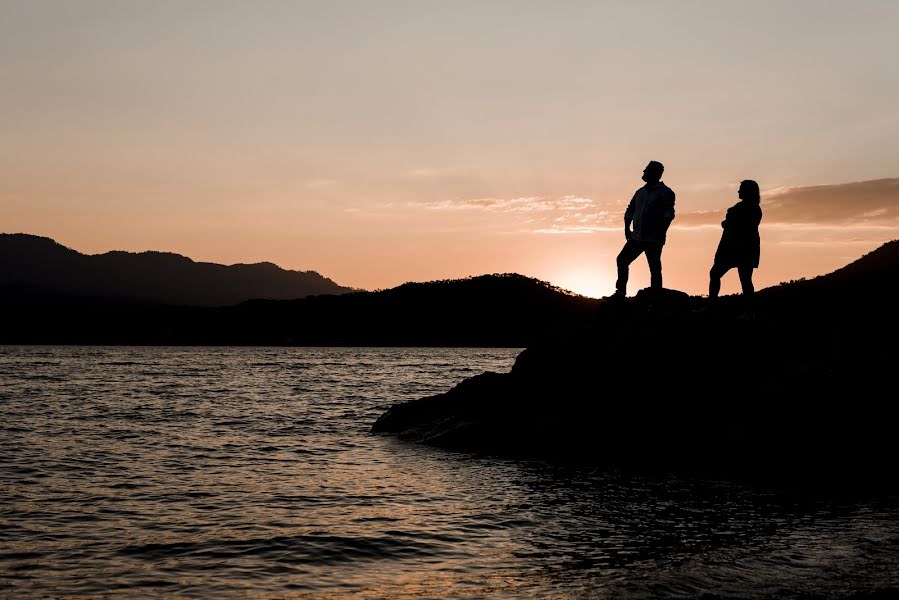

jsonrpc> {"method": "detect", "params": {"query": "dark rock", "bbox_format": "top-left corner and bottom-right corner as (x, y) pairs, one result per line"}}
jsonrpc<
(372, 242), (899, 488)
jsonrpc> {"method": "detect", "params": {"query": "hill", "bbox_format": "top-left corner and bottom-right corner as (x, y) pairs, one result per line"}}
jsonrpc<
(0, 269), (599, 346)
(4, 237), (897, 350)
(0, 233), (352, 306)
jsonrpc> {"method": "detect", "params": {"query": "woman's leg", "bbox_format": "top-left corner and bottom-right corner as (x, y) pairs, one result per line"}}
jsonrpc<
(737, 266), (755, 297)
(708, 263), (729, 299)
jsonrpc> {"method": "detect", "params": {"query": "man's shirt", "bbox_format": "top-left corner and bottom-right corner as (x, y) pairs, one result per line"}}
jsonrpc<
(624, 182), (676, 243)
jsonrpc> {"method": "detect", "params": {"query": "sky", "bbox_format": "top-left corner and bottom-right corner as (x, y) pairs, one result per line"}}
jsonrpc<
(2, 1), (898, 297)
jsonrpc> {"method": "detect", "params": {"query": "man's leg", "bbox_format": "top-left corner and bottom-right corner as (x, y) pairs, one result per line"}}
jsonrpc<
(645, 243), (664, 290)
(615, 240), (645, 296)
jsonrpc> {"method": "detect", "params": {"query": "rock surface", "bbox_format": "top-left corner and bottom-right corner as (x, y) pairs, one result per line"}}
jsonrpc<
(373, 242), (899, 487)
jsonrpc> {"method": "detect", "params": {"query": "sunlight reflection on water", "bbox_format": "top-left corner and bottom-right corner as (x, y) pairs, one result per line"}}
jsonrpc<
(1, 346), (898, 598)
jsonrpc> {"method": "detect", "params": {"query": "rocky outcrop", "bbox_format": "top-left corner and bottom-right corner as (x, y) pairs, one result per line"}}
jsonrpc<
(373, 242), (899, 486)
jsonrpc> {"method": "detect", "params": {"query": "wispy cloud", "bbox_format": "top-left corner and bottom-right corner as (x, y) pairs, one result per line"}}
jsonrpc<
(675, 178), (899, 228)
(342, 201), (399, 217)
(417, 194), (623, 233)
(680, 182), (738, 193)
(406, 168), (443, 177)
(532, 210), (617, 234)
(305, 178), (337, 189)
(763, 178), (899, 224)
(533, 225), (620, 234)
(342, 193), (620, 234)
(422, 194), (596, 214)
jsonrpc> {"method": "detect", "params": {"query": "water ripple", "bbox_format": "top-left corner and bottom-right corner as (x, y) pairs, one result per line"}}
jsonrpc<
(2, 346), (898, 598)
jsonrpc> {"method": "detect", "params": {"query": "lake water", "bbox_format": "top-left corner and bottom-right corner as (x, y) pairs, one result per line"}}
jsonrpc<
(2, 346), (898, 599)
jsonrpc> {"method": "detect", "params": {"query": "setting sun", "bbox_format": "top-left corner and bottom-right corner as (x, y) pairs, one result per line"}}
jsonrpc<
(550, 266), (614, 298)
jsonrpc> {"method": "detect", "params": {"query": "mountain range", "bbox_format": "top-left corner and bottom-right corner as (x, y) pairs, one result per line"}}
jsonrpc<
(2, 234), (897, 348)
(0, 233), (353, 306)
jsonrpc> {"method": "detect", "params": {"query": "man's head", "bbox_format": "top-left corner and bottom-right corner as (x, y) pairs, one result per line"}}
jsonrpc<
(642, 161), (664, 184)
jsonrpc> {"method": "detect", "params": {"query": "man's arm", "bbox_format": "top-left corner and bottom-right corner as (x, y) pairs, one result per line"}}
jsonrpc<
(662, 189), (675, 222)
(623, 193), (637, 240)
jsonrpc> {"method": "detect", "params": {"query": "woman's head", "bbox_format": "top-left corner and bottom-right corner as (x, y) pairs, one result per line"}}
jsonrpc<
(738, 180), (760, 203)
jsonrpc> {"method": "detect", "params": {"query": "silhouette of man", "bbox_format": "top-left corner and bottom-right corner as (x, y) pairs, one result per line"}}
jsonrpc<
(708, 179), (762, 304)
(613, 161), (675, 298)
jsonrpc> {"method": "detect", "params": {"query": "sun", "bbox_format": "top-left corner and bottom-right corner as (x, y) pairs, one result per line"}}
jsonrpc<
(551, 267), (614, 298)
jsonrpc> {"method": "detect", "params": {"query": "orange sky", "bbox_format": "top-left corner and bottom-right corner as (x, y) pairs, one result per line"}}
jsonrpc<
(2, 2), (898, 297)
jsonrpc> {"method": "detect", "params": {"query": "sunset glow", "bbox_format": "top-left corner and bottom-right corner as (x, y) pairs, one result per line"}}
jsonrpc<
(2, 2), (898, 295)
(551, 266), (614, 298)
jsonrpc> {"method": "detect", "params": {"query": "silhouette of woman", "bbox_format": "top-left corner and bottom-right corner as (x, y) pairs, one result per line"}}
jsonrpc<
(708, 180), (762, 304)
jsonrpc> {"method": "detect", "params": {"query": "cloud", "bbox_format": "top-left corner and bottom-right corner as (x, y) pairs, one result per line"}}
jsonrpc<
(675, 178), (899, 228)
(305, 178), (337, 189)
(533, 225), (619, 234)
(342, 201), (399, 217)
(680, 182), (738, 193)
(763, 178), (899, 224)
(417, 194), (624, 233)
(406, 168), (442, 177)
(423, 194), (597, 214)
(533, 210), (617, 234)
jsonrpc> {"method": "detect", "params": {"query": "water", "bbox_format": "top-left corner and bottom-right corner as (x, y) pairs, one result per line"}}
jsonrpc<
(2, 346), (898, 599)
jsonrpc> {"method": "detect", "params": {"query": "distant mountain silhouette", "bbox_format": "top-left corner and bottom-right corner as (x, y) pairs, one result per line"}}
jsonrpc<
(236, 274), (597, 346)
(0, 267), (597, 345)
(0, 233), (352, 306)
(3, 237), (898, 350)
(372, 240), (899, 490)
